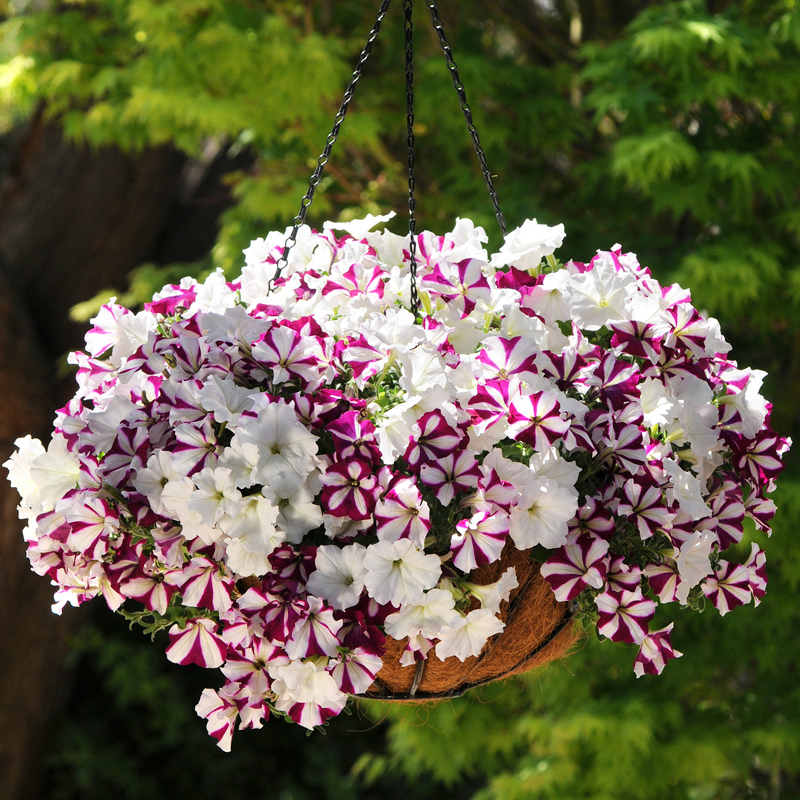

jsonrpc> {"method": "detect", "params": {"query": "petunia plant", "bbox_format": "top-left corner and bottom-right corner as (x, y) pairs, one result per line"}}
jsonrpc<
(4, 214), (790, 750)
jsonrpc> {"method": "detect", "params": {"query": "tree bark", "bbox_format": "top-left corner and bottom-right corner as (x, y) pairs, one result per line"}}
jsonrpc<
(0, 115), (246, 800)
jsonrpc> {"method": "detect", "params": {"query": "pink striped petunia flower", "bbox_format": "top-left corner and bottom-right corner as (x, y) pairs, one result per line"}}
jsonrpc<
(633, 623), (682, 676)
(595, 588), (656, 644)
(320, 458), (379, 520)
(166, 618), (228, 668)
(450, 511), (510, 571)
(540, 531), (609, 602)
(702, 560), (752, 615)
(419, 450), (483, 506)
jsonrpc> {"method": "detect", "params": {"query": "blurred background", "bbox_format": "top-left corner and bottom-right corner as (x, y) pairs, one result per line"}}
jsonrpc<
(0, 0), (798, 798)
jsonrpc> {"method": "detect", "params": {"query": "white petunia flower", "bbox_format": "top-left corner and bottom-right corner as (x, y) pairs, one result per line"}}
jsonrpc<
(111, 309), (158, 365)
(306, 544), (367, 611)
(663, 459), (712, 519)
(218, 439), (260, 488)
(192, 269), (238, 314)
(264, 481), (324, 543)
(435, 608), (505, 661)
(521, 269), (571, 325)
(27, 433), (80, 511)
(464, 567), (519, 614)
(4, 436), (46, 520)
(233, 400), (318, 494)
(324, 211), (396, 239)
(362, 539), (441, 606)
(639, 377), (676, 429)
(133, 450), (184, 516)
(563, 259), (635, 330)
(509, 477), (578, 549)
(491, 218), (566, 272)
(716, 367), (768, 439)
(269, 660), (348, 730)
(222, 494), (282, 576)
(529, 447), (581, 495)
(189, 467), (242, 526)
(196, 375), (259, 426)
(398, 347), (449, 396)
(667, 375), (722, 472)
(384, 588), (460, 640)
(675, 530), (716, 604)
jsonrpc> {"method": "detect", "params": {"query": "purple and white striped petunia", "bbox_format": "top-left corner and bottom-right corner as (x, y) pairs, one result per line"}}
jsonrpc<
(588, 352), (641, 411)
(329, 649), (384, 695)
(121, 569), (181, 616)
(419, 450), (483, 506)
(179, 556), (235, 613)
(702, 560), (752, 615)
(404, 410), (462, 469)
(468, 379), (518, 436)
(166, 617), (228, 668)
(320, 458), (378, 520)
(633, 623), (682, 677)
(252, 325), (326, 387)
(645, 559), (682, 604)
(323, 261), (385, 300)
(285, 596), (343, 659)
(605, 555), (642, 594)
(568, 498), (616, 539)
(540, 532), (609, 602)
(195, 685), (243, 752)
(374, 478), (431, 548)
(421, 257), (492, 315)
(221, 638), (285, 694)
(327, 410), (380, 462)
(450, 510), (510, 571)
(508, 390), (571, 453)
(595, 588), (656, 644)
(616, 478), (673, 540)
(595, 422), (648, 474)
(476, 336), (539, 382)
(744, 543), (767, 606)
(342, 334), (385, 386)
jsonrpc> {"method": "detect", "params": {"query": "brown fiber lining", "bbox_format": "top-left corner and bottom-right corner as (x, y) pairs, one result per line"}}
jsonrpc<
(360, 545), (578, 702)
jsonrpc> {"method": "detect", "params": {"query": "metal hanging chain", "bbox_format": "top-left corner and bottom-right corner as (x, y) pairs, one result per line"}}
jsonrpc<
(425, 0), (507, 236)
(272, 0), (393, 287)
(404, 0), (419, 315)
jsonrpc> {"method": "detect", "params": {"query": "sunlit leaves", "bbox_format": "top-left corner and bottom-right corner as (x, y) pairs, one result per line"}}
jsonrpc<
(611, 130), (698, 192)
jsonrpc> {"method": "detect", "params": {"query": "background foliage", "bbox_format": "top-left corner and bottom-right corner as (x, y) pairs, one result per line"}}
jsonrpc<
(2, 0), (798, 797)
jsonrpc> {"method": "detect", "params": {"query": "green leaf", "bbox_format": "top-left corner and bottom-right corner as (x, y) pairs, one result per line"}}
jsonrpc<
(611, 130), (698, 192)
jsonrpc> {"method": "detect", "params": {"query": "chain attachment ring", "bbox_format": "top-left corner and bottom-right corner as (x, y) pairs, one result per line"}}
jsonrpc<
(273, 0), (507, 307)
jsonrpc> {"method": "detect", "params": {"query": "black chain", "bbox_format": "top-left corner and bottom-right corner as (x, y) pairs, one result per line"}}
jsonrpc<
(272, 0), (393, 287)
(405, 0), (419, 315)
(272, 0), (506, 302)
(425, 0), (507, 236)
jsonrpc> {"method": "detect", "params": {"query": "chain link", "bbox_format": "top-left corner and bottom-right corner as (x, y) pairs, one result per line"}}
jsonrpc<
(404, 0), (419, 315)
(272, 0), (506, 304)
(272, 0), (393, 288)
(425, 0), (507, 236)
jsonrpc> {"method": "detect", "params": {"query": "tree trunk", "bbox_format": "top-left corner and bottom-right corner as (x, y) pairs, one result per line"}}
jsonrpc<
(0, 115), (247, 800)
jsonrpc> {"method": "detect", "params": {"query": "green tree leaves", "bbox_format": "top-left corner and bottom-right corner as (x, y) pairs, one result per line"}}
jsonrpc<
(4, 1), (798, 797)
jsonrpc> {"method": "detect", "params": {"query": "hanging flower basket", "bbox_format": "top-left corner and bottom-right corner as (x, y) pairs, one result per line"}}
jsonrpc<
(3, 1), (790, 751)
(4, 214), (790, 747)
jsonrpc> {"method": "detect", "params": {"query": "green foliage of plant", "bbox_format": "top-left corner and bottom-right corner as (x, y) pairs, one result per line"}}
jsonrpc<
(4, 0), (799, 797)
(356, 483), (800, 800)
(611, 130), (699, 191)
(47, 612), (455, 800)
